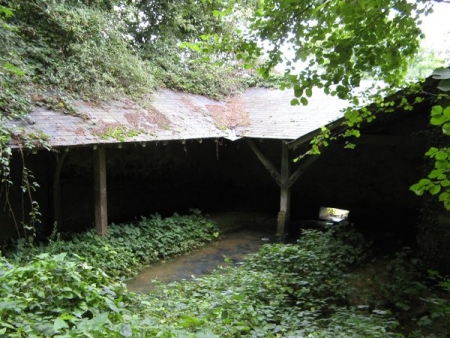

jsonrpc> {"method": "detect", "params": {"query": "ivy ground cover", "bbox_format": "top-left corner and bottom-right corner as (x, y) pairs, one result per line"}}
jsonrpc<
(1, 214), (450, 337)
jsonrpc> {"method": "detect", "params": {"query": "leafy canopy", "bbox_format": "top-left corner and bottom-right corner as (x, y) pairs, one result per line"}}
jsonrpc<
(0, 0), (267, 115)
(123, 0), (233, 46)
(124, 0), (268, 99)
(217, 0), (430, 100)
(186, 0), (436, 146)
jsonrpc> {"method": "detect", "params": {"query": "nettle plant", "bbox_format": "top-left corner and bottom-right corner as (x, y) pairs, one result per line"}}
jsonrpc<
(410, 68), (450, 210)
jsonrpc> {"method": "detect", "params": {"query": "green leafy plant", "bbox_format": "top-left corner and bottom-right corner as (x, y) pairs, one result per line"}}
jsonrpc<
(133, 225), (398, 337)
(410, 67), (450, 210)
(97, 125), (141, 142)
(7, 210), (219, 279)
(1, 3), (52, 240)
(0, 252), (144, 337)
(2, 217), (449, 337)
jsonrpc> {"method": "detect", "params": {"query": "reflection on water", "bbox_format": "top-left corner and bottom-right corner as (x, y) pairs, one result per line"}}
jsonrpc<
(126, 228), (273, 293)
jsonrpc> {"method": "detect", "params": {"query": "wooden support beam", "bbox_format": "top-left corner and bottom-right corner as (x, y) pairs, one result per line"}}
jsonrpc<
(278, 186), (291, 235)
(94, 146), (108, 236)
(287, 154), (319, 188)
(247, 140), (317, 235)
(277, 141), (291, 234)
(246, 139), (281, 186)
(53, 149), (69, 228)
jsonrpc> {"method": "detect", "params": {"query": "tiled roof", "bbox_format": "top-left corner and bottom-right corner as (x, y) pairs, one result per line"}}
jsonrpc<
(237, 87), (348, 139)
(6, 88), (348, 148)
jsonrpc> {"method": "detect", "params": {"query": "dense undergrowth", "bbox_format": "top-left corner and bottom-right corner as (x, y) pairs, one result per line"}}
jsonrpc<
(5, 210), (218, 280)
(0, 0), (278, 124)
(1, 214), (450, 337)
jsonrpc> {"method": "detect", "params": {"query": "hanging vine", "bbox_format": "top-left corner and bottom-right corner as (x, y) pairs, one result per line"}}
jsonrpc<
(0, 4), (53, 240)
(0, 132), (50, 240)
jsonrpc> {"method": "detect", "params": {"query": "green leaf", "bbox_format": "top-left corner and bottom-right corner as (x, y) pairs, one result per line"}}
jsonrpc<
(105, 298), (119, 312)
(430, 115), (449, 126)
(444, 107), (450, 118)
(443, 123), (450, 136)
(0, 6), (14, 17)
(431, 106), (443, 116)
(300, 97), (308, 105)
(432, 67), (450, 80)
(429, 169), (445, 179)
(90, 312), (112, 328)
(2, 63), (25, 76)
(120, 324), (132, 338)
(344, 142), (356, 149)
(439, 192), (450, 202)
(221, 310), (229, 320)
(54, 252), (67, 261)
(294, 85), (303, 97)
(444, 200), (450, 211)
(419, 178), (431, 185)
(53, 317), (69, 331)
(436, 160), (450, 169)
(435, 151), (448, 160)
(306, 87), (313, 97)
(438, 79), (450, 92)
(430, 185), (441, 195)
(410, 183), (424, 196)
(425, 147), (439, 157)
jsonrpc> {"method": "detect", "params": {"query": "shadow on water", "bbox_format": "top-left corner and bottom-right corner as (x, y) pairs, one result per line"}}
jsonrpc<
(126, 228), (274, 293)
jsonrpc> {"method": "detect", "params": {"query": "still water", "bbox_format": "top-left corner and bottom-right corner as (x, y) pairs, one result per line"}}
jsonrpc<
(126, 228), (273, 293)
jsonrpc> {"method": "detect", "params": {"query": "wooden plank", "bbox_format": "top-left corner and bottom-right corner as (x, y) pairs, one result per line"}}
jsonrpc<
(246, 139), (281, 186)
(94, 146), (108, 236)
(52, 149), (69, 228)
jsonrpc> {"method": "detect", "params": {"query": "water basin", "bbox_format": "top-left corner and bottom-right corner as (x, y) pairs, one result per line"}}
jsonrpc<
(126, 228), (273, 293)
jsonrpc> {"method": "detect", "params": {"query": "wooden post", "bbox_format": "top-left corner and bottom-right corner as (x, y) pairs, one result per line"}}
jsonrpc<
(277, 141), (291, 234)
(247, 139), (317, 235)
(53, 149), (69, 228)
(94, 146), (108, 236)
